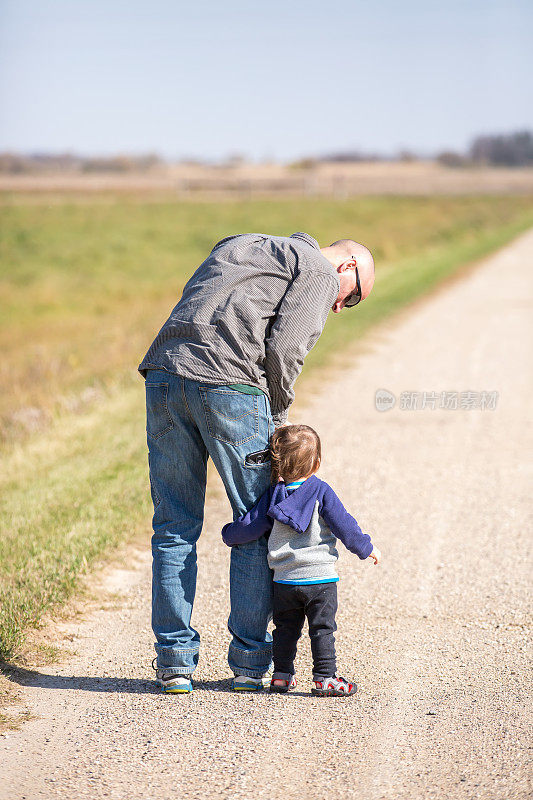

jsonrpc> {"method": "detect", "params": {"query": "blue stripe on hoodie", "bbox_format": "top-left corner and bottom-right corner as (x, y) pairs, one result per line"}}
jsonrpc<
(221, 475), (373, 560)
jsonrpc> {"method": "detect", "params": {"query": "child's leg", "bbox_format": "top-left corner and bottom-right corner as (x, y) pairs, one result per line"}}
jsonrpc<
(272, 583), (306, 676)
(304, 583), (338, 679)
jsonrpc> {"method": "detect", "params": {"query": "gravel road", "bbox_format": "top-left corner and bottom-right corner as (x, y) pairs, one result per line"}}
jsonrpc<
(2, 230), (532, 800)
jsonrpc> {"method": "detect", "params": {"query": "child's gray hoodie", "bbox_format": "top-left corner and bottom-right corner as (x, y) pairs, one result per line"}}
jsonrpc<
(222, 476), (373, 583)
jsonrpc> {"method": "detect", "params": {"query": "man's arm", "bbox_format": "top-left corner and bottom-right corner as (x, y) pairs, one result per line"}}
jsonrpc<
(221, 485), (275, 546)
(264, 270), (338, 426)
(318, 484), (374, 559)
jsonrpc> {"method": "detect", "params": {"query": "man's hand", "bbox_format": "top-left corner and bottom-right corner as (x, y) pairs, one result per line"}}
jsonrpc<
(368, 546), (381, 565)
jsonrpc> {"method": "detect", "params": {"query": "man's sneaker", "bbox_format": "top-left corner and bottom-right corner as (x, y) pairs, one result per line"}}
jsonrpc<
(269, 671), (297, 694)
(152, 659), (193, 694)
(232, 671), (272, 692)
(312, 676), (357, 697)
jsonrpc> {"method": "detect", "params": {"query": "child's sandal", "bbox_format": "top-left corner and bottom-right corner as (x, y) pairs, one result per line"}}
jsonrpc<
(312, 676), (357, 697)
(269, 672), (297, 693)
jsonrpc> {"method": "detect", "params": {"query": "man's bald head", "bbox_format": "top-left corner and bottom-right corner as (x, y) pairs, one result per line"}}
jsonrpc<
(329, 239), (374, 269)
(320, 238), (375, 313)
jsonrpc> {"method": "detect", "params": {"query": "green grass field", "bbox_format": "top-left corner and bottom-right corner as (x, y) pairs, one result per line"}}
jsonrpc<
(1, 193), (532, 661)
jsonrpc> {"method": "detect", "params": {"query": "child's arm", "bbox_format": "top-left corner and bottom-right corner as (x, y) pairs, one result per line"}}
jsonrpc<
(318, 484), (375, 560)
(221, 485), (275, 546)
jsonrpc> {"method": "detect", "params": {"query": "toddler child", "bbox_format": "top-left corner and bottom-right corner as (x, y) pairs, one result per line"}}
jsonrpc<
(222, 424), (381, 697)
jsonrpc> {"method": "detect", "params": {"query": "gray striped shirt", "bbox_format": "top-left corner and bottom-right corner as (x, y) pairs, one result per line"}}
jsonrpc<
(138, 232), (340, 426)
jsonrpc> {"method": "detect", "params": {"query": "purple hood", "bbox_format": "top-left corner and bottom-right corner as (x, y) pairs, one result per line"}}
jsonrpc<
(266, 476), (321, 533)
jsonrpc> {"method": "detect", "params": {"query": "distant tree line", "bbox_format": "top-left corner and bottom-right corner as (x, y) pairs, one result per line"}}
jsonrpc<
(313, 131), (533, 168)
(469, 131), (533, 166)
(0, 152), (164, 174)
(438, 131), (533, 168)
(1, 131), (532, 173)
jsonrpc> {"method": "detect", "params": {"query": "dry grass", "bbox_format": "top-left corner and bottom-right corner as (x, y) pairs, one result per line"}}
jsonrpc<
(1, 161), (533, 196)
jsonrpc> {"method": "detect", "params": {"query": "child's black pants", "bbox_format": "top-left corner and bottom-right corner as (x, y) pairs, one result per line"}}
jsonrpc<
(272, 581), (337, 679)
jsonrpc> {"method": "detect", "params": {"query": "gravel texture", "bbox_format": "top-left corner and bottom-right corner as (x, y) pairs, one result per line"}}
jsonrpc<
(2, 230), (532, 800)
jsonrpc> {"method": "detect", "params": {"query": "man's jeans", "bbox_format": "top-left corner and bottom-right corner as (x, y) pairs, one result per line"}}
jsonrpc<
(145, 369), (274, 677)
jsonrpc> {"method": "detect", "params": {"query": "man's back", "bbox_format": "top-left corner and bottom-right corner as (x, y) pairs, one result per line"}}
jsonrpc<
(139, 231), (339, 426)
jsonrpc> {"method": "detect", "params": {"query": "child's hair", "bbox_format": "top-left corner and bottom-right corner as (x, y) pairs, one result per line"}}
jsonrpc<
(270, 424), (321, 484)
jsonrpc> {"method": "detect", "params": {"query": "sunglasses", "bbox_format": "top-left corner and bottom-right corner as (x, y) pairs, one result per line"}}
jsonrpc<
(344, 265), (362, 307)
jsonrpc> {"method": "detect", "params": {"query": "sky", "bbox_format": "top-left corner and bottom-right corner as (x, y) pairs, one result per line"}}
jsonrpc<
(0, 0), (532, 162)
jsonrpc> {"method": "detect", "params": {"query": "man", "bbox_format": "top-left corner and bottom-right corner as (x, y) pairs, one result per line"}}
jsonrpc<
(138, 231), (375, 693)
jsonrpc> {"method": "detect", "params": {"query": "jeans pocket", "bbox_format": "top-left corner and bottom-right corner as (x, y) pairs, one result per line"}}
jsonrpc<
(146, 382), (173, 440)
(199, 387), (259, 446)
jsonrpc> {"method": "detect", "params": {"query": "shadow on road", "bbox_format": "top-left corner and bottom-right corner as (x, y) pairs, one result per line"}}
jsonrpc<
(2, 665), (237, 695)
(4, 666), (317, 697)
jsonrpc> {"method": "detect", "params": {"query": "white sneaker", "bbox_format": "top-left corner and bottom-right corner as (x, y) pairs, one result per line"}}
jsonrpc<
(232, 671), (272, 692)
(156, 672), (193, 693)
(152, 659), (193, 693)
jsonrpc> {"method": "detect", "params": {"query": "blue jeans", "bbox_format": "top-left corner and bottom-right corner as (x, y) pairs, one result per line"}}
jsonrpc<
(145, 370), (274, 677)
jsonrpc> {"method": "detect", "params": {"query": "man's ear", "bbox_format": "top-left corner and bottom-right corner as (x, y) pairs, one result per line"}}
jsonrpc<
(338, 258), (356, 274)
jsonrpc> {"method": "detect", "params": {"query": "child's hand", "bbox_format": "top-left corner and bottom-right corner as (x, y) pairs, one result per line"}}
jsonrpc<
(368, 546), (381, 565)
